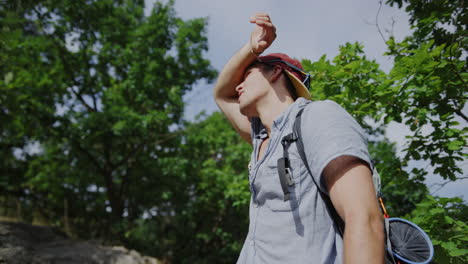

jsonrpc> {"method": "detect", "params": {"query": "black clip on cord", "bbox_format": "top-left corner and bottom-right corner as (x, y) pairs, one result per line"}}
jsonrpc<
(278, 133), (298, 201)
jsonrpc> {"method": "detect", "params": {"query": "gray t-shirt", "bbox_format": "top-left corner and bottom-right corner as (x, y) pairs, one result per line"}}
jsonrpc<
(236, 98), (372, 264)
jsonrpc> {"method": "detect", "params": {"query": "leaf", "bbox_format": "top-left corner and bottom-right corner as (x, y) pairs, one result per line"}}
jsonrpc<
(447, 140), (464, 151)
(447, 247), (467, 257)
(4, 72), (14, 84)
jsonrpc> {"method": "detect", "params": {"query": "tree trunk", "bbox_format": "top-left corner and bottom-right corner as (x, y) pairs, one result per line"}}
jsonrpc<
(15, 197), (22, 221)
(64, 198), (71, 236)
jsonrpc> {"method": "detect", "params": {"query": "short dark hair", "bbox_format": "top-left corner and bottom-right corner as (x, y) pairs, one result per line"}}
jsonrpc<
(259, 63), (298, 100)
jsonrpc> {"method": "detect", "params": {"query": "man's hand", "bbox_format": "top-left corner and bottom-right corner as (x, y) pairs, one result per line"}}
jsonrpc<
(249, 13), (276, 56)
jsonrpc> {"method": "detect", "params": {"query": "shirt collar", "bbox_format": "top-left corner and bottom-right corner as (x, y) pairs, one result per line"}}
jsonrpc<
(272, 98), (309, 132)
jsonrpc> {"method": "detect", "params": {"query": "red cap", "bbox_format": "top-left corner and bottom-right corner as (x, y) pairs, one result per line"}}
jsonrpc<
(258, 53), (311, 100)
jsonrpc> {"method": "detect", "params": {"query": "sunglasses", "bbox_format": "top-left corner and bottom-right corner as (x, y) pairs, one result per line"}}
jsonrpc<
(263, 59), (311, 89)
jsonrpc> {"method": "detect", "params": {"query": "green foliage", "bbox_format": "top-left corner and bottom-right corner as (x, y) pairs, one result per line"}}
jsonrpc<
(384, 0), (467, 181)
(407, 195), (468, 264)
(369, 140), (428, 216)
(386, 0), (467, 50)
(302, 42), (390, 134)
(124, 112), (251, 263)
(0, 0), (215, 257)
(385, 37), (466, 180)
(176, 112), (250, 263)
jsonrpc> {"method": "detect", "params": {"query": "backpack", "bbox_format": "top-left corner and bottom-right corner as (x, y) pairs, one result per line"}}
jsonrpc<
(279, 105), (434, 264)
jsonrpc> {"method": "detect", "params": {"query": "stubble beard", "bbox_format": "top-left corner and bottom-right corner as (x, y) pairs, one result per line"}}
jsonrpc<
(239, 95), (261, 117)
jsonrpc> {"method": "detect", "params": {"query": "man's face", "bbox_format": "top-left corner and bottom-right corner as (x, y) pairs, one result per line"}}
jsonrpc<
(235, 64), (271, 116)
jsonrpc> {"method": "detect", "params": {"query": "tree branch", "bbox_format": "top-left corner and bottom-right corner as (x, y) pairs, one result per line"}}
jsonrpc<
(111, 142), (145, 171)
(118, 165), (131, 206)
(452, 99), (468, 122)
(448, 51), (468, 94)
(72, 139), (104, 174)
(33, 7), (97, 114)
(430, 176), (468, 195)
(84, 49), (99, 112)
(455, 109), (468, 123)
(91, 89), (98, 111)
(112, 131), (182, 171)
(111, 131), (181, 205)
(375, 0), (387, 44)
(70, 85), (96, 113)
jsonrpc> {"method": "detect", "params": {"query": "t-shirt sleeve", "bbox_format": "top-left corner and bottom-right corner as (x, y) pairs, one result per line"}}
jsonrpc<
(301, 100), (373, 193)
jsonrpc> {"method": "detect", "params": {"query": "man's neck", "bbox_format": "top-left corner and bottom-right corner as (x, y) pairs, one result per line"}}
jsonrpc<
(257, 96), (295, 135)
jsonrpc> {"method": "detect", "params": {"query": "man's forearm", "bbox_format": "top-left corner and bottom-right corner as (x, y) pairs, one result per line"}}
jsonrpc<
(213, 43), (257, 100)
(343, 215), (385, 263)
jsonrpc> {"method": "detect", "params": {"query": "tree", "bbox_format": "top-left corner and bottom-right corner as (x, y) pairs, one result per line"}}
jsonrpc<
(124, 112), (251, 263)
(1, 0), (215, 248)
(383, 0), (467, 181)
(369, 140), (428, 216)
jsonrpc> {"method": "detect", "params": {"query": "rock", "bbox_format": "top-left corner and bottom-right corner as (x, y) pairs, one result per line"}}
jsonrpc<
(0, 221), (161, 264)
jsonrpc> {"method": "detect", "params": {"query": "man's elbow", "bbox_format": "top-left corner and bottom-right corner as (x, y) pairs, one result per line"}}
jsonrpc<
(345, 209), (385, 243)
(213, 84), (222, 101)
(213, 85), (235, 103)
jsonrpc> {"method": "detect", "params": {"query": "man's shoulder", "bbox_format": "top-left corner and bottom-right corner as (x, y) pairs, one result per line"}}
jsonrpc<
(301, 99), (350, 122)
(299, 99), (364, 139)
(302, 99), (344, 113)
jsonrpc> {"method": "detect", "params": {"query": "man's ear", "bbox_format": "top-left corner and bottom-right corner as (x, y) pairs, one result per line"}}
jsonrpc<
(270, 65), (283, 83)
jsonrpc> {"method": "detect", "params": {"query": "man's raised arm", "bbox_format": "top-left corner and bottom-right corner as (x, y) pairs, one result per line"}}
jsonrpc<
(213, 13), (276, 143)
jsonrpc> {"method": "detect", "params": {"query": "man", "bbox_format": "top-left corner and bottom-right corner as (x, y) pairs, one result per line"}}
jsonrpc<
(213, 13), (384, 263)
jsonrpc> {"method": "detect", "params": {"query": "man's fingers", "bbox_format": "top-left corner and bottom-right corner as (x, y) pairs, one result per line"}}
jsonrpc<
(254, 20), (273, 28)
(258, 40), (268, 48)
(253, 12), (269, 17)
(250, 13), (271, 23)
(251, 12), (270, 19)
(250, 15), (270, 21)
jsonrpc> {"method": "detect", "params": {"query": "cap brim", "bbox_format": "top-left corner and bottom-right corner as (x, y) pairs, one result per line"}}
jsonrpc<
(284, 70), (311, 100)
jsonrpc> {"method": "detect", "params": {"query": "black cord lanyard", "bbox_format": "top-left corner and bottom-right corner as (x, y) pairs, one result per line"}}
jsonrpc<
(277, 133), (298, 201)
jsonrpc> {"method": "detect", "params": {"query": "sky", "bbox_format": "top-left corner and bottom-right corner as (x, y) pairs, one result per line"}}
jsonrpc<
(146, 0), (467, 200)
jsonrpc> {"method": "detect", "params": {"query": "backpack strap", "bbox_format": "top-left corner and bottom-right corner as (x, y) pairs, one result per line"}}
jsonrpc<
(292, 106), (345, 236)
